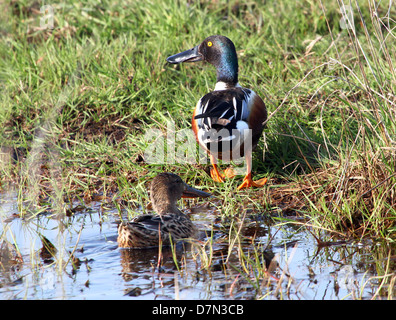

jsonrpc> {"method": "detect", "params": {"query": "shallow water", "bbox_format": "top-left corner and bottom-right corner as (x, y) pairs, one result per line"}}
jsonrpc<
(0, 191), (394, 300)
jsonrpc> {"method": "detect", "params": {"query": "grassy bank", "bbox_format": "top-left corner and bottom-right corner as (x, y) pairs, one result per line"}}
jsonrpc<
(0, 0), (395, 242)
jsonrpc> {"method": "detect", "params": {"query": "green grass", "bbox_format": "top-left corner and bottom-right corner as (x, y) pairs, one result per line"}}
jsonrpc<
(0, 0), (395, 242)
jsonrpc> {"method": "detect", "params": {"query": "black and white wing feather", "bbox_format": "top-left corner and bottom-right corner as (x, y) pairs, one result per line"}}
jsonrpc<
(193, 88), (255, 155)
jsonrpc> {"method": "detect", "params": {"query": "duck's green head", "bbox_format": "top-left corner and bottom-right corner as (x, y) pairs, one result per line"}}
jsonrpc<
(167, 35), (239, 87)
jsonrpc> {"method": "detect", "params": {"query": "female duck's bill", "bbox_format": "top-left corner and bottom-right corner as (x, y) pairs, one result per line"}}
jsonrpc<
(181, 183), (211, 198)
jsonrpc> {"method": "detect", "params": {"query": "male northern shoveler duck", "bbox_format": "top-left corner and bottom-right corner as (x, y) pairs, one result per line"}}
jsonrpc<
(166, 35), (268, 190)
(117, 172), (211, 248)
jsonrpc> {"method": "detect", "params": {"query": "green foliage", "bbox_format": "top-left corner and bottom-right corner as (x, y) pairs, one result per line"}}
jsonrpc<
(0, 0), (395, 239)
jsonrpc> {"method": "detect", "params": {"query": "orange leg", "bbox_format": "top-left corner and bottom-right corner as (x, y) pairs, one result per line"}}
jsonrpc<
(237, 152), (268, 190)
(209, 154), (225, 183)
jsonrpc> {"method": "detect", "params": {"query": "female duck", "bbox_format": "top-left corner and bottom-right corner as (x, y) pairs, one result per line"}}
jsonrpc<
(117, 173), (211, 248)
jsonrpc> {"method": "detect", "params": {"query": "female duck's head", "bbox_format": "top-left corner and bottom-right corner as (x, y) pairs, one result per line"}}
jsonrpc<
(150, 173), (211, 214)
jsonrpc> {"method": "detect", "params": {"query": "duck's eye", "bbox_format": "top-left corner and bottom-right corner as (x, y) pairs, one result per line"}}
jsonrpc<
(207, 41), (213, 47)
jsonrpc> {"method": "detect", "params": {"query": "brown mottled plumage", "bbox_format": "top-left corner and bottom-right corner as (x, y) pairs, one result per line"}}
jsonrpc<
(117, 173), (211, 248)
